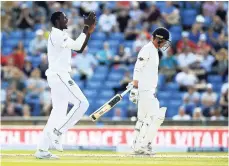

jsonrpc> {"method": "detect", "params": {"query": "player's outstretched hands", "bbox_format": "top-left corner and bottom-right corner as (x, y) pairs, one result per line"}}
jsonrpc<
(84, 11), (96, 34)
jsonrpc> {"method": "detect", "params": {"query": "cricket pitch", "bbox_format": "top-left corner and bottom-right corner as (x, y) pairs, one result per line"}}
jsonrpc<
(1, 150), (228, 166)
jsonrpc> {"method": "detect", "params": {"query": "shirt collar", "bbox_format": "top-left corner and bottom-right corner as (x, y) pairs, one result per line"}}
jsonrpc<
(149, 41), (157, 50)
(52, 27), (64, 33)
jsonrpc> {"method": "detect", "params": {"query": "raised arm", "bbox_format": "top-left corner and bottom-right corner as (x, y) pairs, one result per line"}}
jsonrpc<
(62, 12), (96, 53)
(76, 26), (92, 53)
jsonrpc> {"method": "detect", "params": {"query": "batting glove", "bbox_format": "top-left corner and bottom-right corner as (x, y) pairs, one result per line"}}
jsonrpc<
(129, 88), (138, 104)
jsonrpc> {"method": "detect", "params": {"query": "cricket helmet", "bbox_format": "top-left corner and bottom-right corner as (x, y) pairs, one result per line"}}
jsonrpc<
(152, 27), (171, 51)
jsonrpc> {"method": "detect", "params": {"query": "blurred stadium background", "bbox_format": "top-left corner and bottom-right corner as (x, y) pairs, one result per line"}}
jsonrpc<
(0, 1), (228, 154)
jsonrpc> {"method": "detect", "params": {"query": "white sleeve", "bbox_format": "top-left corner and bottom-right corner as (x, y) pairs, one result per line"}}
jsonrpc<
(61, 33), (86, 51)
(133, 47), (150, 80)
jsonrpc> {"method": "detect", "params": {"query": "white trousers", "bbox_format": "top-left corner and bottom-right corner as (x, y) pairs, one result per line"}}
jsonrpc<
(132, 90), (166, 150)
(37, 72), (89, 151)
(138, 91), (160, 119)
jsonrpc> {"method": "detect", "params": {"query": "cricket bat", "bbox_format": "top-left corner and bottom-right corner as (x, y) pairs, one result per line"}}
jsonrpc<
(90, 85), (133, 121)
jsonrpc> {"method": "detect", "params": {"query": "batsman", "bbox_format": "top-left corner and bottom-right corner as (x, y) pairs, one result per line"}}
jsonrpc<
(129, 27), (171, 155)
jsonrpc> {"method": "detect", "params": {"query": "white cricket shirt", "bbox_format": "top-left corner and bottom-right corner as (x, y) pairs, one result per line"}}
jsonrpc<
(46, 27), (86, 75)
(133, 42), (159, 91)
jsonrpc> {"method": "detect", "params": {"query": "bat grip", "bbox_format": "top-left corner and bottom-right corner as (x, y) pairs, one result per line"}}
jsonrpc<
(120, 86), (133, 97)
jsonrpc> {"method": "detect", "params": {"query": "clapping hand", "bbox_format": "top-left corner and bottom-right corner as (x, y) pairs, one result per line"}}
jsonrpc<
(84, 12), (96, 34)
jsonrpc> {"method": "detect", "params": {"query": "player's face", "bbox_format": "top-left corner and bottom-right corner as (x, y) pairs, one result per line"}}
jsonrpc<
(158, 39), (166, 48)
(59, 13), (68, 29)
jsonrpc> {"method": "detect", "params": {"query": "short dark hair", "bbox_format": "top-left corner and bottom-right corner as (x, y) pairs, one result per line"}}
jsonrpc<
(50, 11), (62, 26)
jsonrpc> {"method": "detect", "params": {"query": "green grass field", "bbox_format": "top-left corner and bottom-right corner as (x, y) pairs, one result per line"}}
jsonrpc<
(1, 150), (228, 166)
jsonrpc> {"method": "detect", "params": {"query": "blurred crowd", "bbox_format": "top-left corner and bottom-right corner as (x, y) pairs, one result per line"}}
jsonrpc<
(1, 1), (228, 121)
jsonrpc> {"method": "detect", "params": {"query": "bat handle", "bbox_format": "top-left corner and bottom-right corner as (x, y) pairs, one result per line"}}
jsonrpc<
(121, 85), (133, 97)
(90, 114), (97, 121)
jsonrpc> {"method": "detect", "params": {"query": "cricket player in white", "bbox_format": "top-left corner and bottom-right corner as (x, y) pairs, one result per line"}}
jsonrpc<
(129, 27), (171, 155)
(35, 11), (96, 159)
